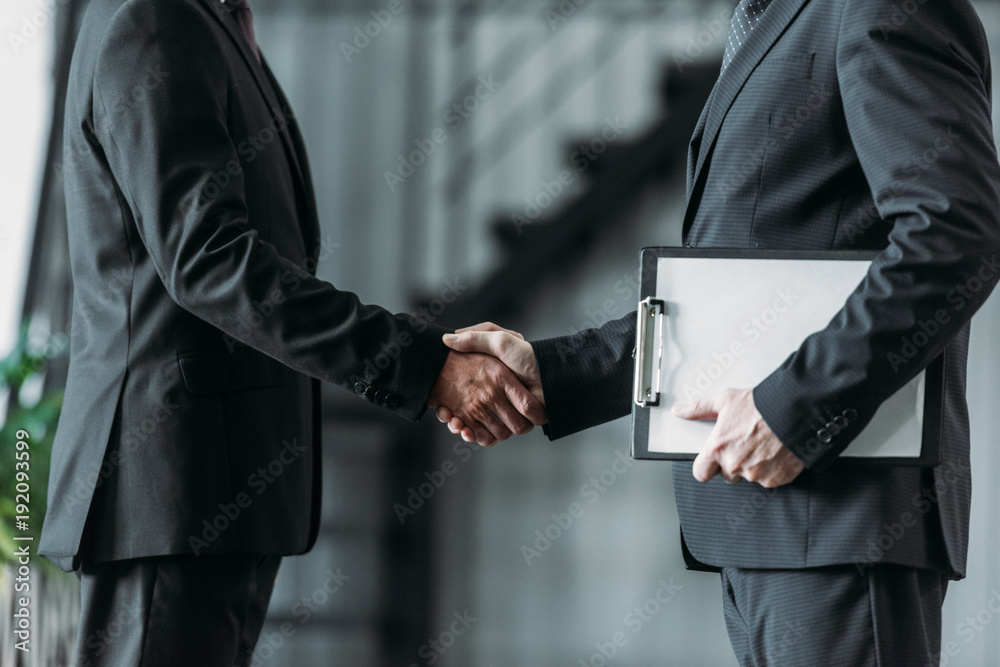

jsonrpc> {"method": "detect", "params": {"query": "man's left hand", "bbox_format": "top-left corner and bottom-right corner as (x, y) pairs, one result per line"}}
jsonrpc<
(672, 389), (804, 488)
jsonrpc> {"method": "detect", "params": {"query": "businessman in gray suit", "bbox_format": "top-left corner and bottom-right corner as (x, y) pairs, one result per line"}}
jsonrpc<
(439, 0), (1000, 663)
(40, 0), (545, 664)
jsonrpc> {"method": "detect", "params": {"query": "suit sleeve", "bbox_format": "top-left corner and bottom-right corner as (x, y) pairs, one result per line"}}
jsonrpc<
(531, 314), (636, 440)
(92, 0), (449, 421)
(753, 0), (1000, 469)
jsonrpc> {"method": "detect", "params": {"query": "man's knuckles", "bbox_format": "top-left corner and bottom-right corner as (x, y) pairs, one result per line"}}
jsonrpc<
(704, 438), (729, 461)
(512, 392), (543, 421)
(511, 420), (533, 436)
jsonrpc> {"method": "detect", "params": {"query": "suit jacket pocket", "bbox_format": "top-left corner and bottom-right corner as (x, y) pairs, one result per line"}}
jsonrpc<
(747, 52), (815, 85)
(177, 345), (293, 395)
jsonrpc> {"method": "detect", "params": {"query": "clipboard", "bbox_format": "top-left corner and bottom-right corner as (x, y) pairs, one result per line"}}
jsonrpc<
(630, 248), (943, 466)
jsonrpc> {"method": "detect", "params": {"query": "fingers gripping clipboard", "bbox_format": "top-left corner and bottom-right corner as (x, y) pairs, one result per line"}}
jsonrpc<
(630, 248), (943, 466)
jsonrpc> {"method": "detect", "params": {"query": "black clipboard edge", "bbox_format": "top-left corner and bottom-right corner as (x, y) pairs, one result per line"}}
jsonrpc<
(630, 247), (945, 467)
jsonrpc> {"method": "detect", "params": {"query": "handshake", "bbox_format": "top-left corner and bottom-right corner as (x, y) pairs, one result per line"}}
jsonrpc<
(423, 322), (805, 488)
(425, 322), (544, 446)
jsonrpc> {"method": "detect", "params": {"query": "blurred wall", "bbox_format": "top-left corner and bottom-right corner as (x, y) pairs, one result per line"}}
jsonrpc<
(254, 1), (1000, 665)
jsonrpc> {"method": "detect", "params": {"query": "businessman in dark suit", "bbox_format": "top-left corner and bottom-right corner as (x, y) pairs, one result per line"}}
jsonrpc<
(39, 0), (545, 664)
(439, 0), (1000, 663)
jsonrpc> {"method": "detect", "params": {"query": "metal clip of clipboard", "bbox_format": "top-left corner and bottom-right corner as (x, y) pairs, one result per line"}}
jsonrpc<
(633, 297), (665, 408)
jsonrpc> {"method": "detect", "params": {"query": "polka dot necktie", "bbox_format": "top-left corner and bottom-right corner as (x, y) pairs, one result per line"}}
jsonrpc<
(721, 0), (774, 72)
(223, 0), (261, 64)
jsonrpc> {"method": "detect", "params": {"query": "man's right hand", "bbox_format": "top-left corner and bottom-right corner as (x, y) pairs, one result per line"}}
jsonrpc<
(426, 348), (546, 446)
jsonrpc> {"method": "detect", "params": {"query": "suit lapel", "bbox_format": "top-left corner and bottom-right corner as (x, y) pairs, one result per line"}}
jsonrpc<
(198, 0), (319, 256)
(685, 84), (718, 203)
(686, 0), (811, 212)
(198, 0), (306, 190)
(256, 57), (307, 193)
(261, 57), (322, 256)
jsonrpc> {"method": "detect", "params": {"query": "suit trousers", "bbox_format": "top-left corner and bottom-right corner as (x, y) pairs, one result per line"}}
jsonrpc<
(720, 563), (949, 666)
(74, 553), (281, 667)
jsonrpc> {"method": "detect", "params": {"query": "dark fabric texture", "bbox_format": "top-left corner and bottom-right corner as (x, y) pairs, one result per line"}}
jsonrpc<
(75, 554), (281, 667)
(720, 564), (949, 666)
(532, 0), (1000, 578)
(40, 0), (451, 571)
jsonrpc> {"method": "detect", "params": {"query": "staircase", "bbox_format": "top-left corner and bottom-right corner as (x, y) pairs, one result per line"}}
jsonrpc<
(264, 56), (718, 666)
(425, 59), (718, 326)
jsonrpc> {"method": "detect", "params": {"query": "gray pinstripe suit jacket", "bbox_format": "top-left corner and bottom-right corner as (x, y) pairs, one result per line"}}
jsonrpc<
(533, 0), (1000, 578)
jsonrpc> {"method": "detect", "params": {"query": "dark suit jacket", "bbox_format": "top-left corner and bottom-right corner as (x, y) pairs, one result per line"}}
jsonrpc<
(533, 0), (1000, 578)
(39, 0), (450, 572)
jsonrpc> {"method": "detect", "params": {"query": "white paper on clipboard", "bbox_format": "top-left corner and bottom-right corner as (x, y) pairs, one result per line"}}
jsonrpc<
(631, 251), (941, 464)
